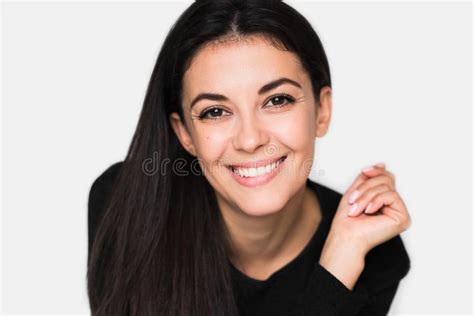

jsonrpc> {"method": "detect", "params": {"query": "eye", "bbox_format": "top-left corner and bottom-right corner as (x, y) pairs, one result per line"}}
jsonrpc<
(198, 107), (231, 120)
(194, 93), (296, 121)
(264, 93), (296, 108)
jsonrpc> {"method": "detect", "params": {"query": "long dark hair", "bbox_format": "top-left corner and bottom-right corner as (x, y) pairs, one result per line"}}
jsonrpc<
(87, 0), (331, 314)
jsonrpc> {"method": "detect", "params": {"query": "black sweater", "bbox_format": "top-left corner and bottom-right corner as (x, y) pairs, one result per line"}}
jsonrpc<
(88, 162), (411, 315)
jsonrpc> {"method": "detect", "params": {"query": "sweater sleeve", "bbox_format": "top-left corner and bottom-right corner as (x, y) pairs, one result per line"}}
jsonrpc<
(293, 234), (410, 316)
(87, 161), (123, 259)
(292, 263), (370, 315)
(354, 281), (400, 315)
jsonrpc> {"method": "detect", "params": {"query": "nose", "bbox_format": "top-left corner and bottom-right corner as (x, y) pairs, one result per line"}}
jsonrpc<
(231, 113), (270, 153)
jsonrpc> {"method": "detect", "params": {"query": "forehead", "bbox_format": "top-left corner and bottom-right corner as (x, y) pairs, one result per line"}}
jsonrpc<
(182, 36), (307, 100)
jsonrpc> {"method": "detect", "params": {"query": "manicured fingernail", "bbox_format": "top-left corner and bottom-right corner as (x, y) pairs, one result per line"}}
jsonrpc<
(348, 190), (360, 204)
(361, 166), (374, 173)
(365, 202), (373, 214)
(348, 203), (358, 216)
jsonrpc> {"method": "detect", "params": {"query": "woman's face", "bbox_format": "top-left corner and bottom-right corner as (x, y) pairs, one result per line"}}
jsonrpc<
(170, 36), (332, 216)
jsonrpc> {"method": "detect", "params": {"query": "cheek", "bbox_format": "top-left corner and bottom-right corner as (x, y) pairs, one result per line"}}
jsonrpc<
(194, 130), (229, 164)
(267, 109), (315, 151)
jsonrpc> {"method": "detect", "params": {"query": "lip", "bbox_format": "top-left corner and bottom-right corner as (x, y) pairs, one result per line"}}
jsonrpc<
(227, 155), (287, 169)
(226, 155), (287, 188)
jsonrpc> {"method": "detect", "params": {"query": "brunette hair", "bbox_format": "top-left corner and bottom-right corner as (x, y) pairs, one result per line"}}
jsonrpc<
(87, 0), (331, 314)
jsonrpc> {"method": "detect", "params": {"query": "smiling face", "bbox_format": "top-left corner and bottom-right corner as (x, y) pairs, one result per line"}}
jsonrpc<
(170, 35), (332, 217)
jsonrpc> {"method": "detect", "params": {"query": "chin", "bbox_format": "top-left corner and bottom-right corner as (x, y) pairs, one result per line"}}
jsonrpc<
(236, 197), (288, 217)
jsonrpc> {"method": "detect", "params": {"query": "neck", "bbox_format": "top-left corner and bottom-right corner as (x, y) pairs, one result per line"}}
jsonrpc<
(218, 183), (321, 280)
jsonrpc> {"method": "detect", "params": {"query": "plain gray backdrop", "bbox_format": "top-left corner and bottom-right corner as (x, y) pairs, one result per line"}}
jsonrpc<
(2, 0), (472, 314)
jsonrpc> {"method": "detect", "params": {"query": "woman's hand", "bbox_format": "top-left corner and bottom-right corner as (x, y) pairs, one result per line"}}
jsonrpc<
(332, 162), (412, 255)
(319, 163), (412, 290)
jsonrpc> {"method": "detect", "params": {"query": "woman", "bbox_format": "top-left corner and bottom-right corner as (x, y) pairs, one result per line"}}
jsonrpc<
(87, 0), (412, 315)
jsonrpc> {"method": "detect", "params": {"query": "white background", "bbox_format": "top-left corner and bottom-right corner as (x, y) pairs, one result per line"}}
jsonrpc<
(1, 0), (472, 315)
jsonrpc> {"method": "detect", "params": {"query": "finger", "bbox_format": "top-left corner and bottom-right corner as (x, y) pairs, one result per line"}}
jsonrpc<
(361, 164), (396, 187)
(347, 183), (392, 217)
(365, 190), (408, 223)
(361, 162), (386, 177)
(342, 171), (369, 205)
(348, 174), (395, 204)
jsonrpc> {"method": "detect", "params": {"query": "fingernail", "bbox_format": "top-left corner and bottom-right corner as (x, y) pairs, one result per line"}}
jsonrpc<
(348, 190), (360, 204)
(361, 166), (374, 173)
(375, 162), (385, 168)
(365, 202), (373, 214)
(348, 203), (358, 216)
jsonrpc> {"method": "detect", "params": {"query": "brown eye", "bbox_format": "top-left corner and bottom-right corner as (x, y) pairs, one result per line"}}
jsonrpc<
(265, 94), (296, 108)
(199, 107), (230, 120)
(271, 96), (286, 105)
(208, 108), (223, 117)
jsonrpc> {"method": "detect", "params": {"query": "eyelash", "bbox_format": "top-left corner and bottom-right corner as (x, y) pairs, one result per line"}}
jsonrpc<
(195, 93), (297, 121)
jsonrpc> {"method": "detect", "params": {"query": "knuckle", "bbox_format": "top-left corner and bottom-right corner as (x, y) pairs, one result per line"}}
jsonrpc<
(390, 173), (396, 185)
(384, 170), (396, 183)
(383, 174), (395, 185)
(373, 195), (382, 205)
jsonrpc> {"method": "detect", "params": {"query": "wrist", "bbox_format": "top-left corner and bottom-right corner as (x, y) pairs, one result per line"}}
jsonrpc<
(319, 232), (366, 290)
(324, 228), (369, 258)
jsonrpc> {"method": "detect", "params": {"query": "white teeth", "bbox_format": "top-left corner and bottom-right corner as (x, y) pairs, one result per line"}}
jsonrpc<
(232, 158), (284, 178)
(265, 164), (271, 173)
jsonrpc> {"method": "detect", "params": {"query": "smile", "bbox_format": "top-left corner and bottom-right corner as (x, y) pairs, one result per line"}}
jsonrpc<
(229, 156), (287, 177)
(226, 155), (288, 187)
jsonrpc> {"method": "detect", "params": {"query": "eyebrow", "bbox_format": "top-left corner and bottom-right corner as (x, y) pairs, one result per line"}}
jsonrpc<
(189, 77), (302, 109)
